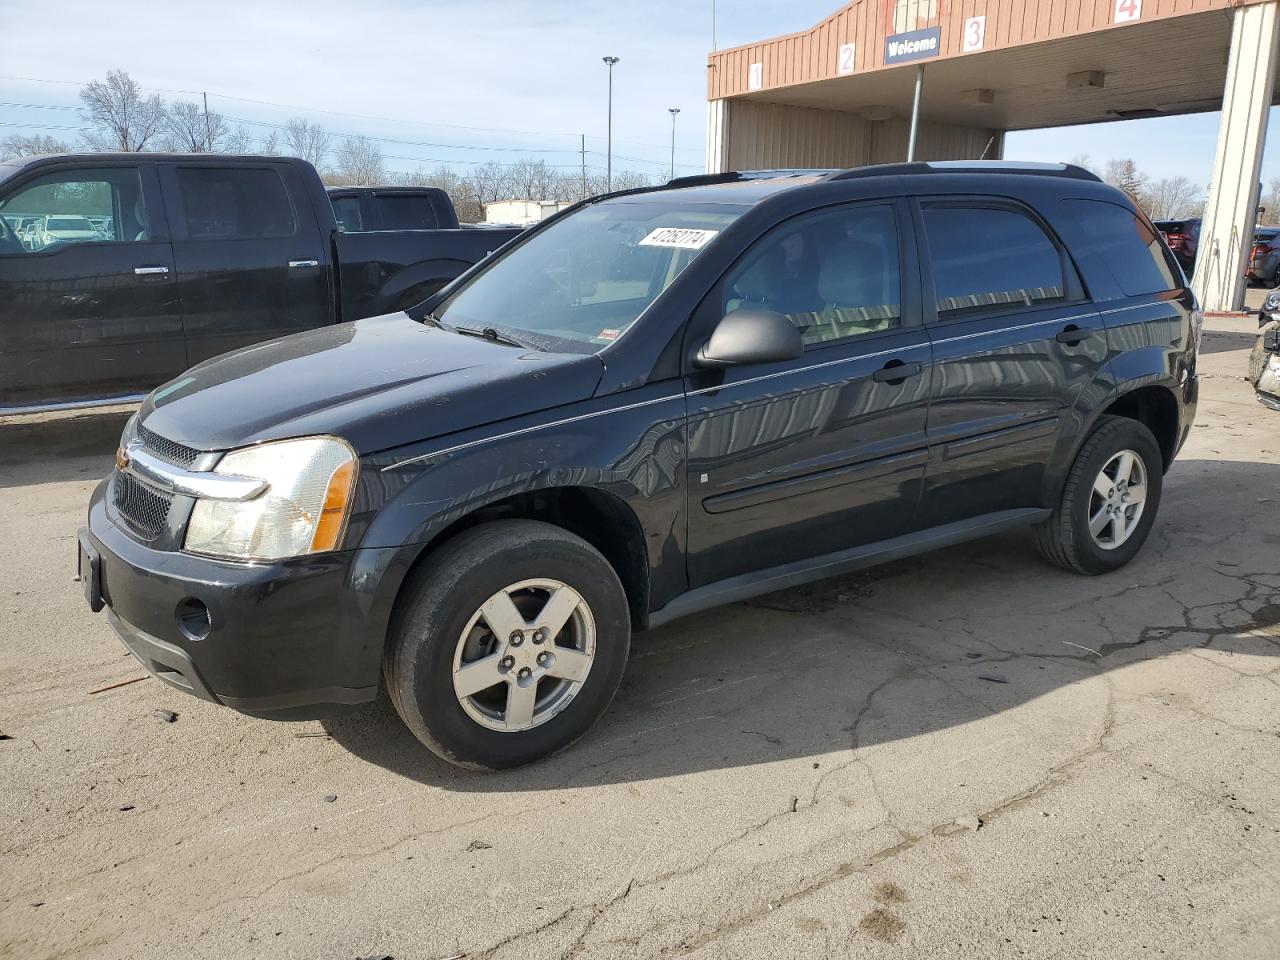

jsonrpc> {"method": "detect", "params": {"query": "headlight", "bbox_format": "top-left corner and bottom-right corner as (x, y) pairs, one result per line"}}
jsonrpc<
(1265, 292), (1280, 312)
(184, 436), (358, 561)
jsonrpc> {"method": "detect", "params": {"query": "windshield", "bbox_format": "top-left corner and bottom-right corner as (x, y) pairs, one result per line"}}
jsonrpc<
(435, 200), (745, 353)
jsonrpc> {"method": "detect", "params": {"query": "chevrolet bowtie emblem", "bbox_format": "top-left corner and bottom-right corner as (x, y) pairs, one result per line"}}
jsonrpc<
(115, 447), (130, 471)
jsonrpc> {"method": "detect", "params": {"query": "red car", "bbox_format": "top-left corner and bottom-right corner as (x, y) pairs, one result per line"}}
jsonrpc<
(1155, 218), (1200, 278)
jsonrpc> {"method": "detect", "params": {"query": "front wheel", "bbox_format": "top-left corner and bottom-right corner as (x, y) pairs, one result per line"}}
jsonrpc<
(384, 520), (631, 769)
(1035, 416), (1164, 575)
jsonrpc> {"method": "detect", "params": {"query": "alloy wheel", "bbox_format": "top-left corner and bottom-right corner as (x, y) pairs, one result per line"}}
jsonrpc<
(451, 578), (596, 732)
(1088, 449), (1148, 550)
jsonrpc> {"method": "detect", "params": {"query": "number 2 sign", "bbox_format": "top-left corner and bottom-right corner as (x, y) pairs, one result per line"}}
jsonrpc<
(837, 42), (856, 75)
(1115, 0), (1142, 23)
(962, 15), (985, 52)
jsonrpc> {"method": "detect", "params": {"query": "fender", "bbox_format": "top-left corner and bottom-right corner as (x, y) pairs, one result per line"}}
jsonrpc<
(354, 384), (690, 616)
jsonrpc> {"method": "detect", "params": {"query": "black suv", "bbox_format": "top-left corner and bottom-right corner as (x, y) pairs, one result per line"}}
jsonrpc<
(80, 162), (1199, 769)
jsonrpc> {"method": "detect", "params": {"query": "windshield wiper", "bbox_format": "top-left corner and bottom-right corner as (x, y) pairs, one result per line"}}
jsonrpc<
(452, 325), (528, 348)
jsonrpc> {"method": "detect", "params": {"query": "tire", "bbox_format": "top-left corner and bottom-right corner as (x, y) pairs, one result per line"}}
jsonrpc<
(384, 520), (631, 770)
(1034, 416), (1164, 576)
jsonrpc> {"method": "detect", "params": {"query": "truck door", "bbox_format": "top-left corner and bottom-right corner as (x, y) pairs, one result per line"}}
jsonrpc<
(0, 161), (185, 408)
(158, 161), (331, 366)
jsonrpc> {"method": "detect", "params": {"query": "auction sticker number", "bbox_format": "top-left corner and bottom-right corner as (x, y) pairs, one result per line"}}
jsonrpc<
(1114, 0), (1142, 23)
(838, 42), (857, 75)
(962, 16), (985, 52)
(639, 227), (719, 250)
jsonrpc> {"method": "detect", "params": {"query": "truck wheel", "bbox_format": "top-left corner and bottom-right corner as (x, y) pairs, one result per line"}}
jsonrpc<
(384, 520), (630, 769)
(1034, 416), (1163, 576)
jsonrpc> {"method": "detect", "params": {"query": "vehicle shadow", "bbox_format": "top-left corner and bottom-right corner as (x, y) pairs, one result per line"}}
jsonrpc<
(0, 412), (130, 490)
(322, 456), (1280, 792)
(1199, 329), (1262, 356)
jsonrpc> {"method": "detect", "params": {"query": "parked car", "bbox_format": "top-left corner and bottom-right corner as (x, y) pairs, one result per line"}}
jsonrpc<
(1154, 217), (1200, 278)
(1247, 227), (1280, 286)
(80, 161), (1199, 769)
(0, 154), (522, 411)
(1251, 289), (1280, 409)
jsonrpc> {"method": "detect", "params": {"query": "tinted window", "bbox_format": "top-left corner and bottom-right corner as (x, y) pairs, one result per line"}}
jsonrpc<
(331, 195), (363, 232)
(175, 167), (297, 240)
(923, 205), (1065, 317)
(0, 166), (145, 253)
(1066, 199), (1180, 295)
(723, 205), (902, 347)
(375, 195), (439, 230)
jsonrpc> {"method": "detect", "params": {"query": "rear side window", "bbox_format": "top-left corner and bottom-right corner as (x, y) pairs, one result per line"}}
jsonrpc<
(331, 195), (363, 232)
(922, 205), (1065, 318)
(175, 167), (297, 240)
(375, 195), (439, 230)
(1065, 199), (1180, 295)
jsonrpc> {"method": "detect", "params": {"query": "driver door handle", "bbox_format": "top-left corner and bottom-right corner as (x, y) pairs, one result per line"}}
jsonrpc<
(1055, 324), (1091, 345)
(872, 360), (924, 384)
(133, 265), (170, 276)
(289, 259), (319, 269)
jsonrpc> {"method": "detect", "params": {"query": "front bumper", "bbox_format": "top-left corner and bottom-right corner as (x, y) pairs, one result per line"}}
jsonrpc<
(83, 480), (406, 719)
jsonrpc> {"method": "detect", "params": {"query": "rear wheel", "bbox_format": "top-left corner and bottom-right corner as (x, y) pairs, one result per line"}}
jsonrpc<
(384, 520), (630, 769)
(1035, 416), (1163, 575)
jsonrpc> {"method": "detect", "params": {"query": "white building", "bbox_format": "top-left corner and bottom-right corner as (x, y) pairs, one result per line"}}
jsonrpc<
(484, 199), (574, 226)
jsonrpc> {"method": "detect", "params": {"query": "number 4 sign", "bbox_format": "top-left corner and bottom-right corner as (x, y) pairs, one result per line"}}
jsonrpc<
(1115, 0), (1142, 23)
(962, 15), (985, 52)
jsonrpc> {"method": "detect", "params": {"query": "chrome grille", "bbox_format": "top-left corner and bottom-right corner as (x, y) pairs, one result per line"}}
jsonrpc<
(137, 424), (200, 469)
(113, 472), (173, 541)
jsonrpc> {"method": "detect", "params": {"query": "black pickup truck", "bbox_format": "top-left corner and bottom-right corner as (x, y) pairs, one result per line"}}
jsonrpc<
(0, 154), (521, 411)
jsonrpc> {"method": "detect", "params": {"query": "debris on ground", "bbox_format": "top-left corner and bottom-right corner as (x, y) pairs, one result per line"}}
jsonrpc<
(354, 954), (394, 960)
(955, 815), (984, 831)
(466, 839), (492, 851)
(964, 652), (983, 659)
(324, 794), (338, 803)
(152, 709), (178, 723)
(118, 805), (135, 812)
(88, 676), (148, 695)
(977, 674), (1009, 684)
(294, 732), (331, 738)
(789, 796), (799, 813)
(0, 731), (12, 741)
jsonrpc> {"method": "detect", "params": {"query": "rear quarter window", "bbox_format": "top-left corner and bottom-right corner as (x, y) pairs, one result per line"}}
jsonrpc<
(1064, 199), (1180, 296)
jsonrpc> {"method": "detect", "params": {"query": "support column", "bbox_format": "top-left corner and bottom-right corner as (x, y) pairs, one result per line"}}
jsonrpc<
(1193, 0), (1279, 313)
(705, 99), (731, 174)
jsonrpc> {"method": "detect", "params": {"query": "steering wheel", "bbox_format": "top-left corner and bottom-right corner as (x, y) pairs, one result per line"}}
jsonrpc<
(0, 218), (24, 255)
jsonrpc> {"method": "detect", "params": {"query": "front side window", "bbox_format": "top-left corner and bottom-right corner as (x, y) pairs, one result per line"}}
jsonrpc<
(1066, 199), (1180, 295)
(0, 166), (144, 253)
(923, 205), (1065, 317)
(175, 167), (297, 240)
(436, 200), (744, 353)
(722, 204), (902, 347)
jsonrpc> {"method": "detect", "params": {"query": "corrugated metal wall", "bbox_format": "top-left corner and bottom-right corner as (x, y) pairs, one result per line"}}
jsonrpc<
(708, 0), (1266, 100)
(718, 100), (998, 170)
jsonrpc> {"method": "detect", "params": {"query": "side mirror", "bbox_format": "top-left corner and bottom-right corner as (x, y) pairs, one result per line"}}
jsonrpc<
(695, 308), (803, 369)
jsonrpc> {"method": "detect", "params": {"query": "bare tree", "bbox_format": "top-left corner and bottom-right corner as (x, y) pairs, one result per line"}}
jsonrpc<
(257, 129), (281, 156)
(1142, 176), (1202, 221)
(330, 136), (386, 185)
(0, 133), (69, 161)
(1068, 154), (1097, 175)
(163, 100), (227, 152)
(283, 118), (331, 169)
(1104, 158), (1147, 200)
(79, 70), (166, 151)
(1262, 177), (1280, 225)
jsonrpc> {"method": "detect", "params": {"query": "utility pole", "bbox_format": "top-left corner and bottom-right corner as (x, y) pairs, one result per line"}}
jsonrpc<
(712, 0), (717, 51)
(602, 56), (619, 191)
(580, 134), (587, 200)
(668, 108), (680, 180)
(202, 91), (213, 152)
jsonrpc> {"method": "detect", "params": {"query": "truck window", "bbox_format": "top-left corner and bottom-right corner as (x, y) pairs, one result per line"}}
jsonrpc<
(375, 195), (439, 230)
(332, 195), (363, 232)
(723, 204), (902, 347)
(1065, 199), (1182, 295)
(175, 167), (297, 240)
(922, 205), (1065, 317)
(0, 167), (144, 253)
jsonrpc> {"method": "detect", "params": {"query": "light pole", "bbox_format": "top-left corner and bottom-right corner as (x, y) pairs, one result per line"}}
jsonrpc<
(603, 56), (619, 191)
(668, 108), (680, 180)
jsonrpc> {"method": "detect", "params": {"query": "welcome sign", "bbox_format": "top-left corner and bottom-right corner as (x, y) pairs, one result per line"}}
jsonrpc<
(884, 25), (941, 65)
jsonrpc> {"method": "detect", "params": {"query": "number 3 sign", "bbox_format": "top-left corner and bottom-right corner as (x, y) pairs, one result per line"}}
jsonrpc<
(1115, 0), (1142, 23)
(962, 15), (985, 52)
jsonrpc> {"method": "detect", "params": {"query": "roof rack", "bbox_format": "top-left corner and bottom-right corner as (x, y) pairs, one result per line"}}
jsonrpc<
(665, 169), (839, 188)
(824, 160), (1102, 183)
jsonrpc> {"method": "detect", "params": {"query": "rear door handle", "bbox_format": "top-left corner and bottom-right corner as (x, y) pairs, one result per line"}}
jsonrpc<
(133, 265), (170, 276)
(872, 360), (924, 384)
(1055, 324), (1091, 345)
(289, 259), (319, 269)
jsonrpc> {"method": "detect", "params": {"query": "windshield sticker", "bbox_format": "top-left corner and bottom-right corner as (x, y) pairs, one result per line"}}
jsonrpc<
(639, 227), (719, 250)
(593, 328), (622, 343)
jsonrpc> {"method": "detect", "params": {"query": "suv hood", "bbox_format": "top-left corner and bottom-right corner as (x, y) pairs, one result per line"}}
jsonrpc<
(138, 313), (605, 454)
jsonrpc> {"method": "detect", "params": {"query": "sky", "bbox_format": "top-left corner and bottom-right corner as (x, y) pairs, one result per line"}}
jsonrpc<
(0, 0), (1276, 191)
